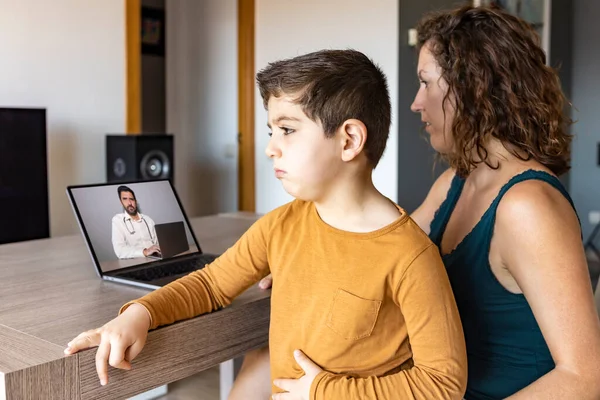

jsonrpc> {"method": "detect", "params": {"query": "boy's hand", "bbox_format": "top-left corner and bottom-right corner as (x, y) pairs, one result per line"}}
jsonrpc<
(63, 303), (151, 386)
(259, 274), (273, 289)
(273, 350), (323, 400)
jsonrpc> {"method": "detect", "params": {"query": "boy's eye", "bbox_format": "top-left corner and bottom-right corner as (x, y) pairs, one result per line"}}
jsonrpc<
(419, 80), (428, 88)
(267, 127), (294, 137)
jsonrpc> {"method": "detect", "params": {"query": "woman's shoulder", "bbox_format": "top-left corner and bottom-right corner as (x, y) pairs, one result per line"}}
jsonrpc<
(497, 169), (569, 212)
(495, 171), (578, 239)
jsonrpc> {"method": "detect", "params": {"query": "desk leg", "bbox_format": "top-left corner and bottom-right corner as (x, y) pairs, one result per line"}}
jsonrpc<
(219, 357), (243, 400)
(219, 360), (234, 400)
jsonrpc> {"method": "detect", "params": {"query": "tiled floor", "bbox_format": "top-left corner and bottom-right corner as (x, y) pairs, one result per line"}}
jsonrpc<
(156, 367), (220, 400)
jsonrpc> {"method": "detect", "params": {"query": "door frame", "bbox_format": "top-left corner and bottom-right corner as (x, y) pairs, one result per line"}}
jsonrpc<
(125, 0), (256, 209)
(237, 0), (256, 212)
(125, 0), (141, 134)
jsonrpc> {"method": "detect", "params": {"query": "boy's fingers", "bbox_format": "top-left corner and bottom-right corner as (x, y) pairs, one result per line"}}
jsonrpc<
(273, 378), (294, 392)
(116, 360), (132, 370)
(64, 331), (100, 354)
(293, 349), (321, 374)
(95, 340), (111, 386)
(124, 338), (146, 363)
(271, 394), (294, 400)
(108, 340), (128, 368)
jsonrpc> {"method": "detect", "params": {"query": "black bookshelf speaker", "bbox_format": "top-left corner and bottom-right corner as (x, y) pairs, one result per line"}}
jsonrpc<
(106, 134), (174, 183)
(0, 108), (49, 244)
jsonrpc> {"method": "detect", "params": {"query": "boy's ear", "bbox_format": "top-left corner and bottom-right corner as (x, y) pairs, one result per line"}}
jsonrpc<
(339, 119), (367, 162)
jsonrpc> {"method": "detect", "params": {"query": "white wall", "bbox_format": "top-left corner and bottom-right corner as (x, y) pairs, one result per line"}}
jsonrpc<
(166, 0), (239, 218)
(0, 0), (396, 236)
(0, 0), (126, 237)
(255, 0), (399, 213)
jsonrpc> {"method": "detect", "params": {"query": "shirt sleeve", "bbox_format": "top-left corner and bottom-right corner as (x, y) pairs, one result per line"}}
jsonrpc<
(112, 216), (145, 259)
(120, 211), (275, 329)
(310, 244), (468, 400)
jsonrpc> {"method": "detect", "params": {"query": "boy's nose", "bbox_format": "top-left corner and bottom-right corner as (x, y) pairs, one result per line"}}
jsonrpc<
(265, 137), (281, 159)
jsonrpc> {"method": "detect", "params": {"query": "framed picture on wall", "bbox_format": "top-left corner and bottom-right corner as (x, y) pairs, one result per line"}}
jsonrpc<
(141, 6), (165, 57)
(476, 0), (551, 61)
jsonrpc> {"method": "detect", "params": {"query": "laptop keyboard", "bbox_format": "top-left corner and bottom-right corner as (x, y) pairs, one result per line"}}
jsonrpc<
(116, 254), (218, 282)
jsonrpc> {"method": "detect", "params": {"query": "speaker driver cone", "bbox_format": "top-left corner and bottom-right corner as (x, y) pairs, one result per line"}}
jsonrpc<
(140, 150), (170, 179)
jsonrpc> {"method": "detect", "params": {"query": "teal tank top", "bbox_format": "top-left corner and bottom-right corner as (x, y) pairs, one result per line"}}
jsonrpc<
(429, 170), (578, 400)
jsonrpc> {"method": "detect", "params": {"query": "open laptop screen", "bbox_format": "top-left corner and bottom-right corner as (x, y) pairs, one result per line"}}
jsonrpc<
(67, 180), (200, 275)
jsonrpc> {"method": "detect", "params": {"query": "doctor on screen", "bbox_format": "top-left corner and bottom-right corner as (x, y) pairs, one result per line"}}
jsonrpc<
(111, 185), (160, 259)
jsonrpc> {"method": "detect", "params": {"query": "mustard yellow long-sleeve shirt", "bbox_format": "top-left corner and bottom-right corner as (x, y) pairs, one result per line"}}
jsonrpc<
(123, 200), (467, 399)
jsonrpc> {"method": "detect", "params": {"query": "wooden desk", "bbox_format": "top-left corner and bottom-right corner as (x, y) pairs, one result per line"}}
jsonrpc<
(0, 214), (270, 400)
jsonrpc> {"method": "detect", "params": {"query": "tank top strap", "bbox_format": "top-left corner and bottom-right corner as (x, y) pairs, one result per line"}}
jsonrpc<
(489, 170), (575, 215)
(429, 173), (466, 247)
(481, 170), (579, 245)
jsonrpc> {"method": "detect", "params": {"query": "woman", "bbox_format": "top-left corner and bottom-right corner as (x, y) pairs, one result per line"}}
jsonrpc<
(233, 5), (600, 400)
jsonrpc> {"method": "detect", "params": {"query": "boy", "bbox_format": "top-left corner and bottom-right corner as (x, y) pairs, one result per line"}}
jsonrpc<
(65, 49), (467, 399)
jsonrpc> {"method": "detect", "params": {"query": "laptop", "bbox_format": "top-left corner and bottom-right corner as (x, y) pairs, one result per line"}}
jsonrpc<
(147, 221), (190, 260)
(66, 179), (219, 290)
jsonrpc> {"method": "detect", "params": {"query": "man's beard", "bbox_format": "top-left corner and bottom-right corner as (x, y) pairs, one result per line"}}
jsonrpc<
(125, 205), (138, 216)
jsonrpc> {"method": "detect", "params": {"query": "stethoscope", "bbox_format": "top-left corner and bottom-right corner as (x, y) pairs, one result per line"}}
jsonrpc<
(123, 215), (154, 241)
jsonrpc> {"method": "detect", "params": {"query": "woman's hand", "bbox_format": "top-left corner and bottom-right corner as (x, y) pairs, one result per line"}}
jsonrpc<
(259, 274), (273, 289)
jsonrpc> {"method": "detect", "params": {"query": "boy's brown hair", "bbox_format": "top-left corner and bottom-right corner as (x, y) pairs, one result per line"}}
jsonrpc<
(256, 49), (391, 167)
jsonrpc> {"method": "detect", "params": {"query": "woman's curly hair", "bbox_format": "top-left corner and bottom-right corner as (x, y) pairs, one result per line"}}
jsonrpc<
(416, 5), (572, 177)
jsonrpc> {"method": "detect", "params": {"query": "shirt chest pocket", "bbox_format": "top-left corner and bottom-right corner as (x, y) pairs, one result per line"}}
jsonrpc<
(326, 289), (382, 340)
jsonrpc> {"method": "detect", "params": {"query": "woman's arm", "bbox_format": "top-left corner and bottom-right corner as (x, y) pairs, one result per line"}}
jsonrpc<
(411, 168), (455, 234)
(495, 181), (600, 400)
